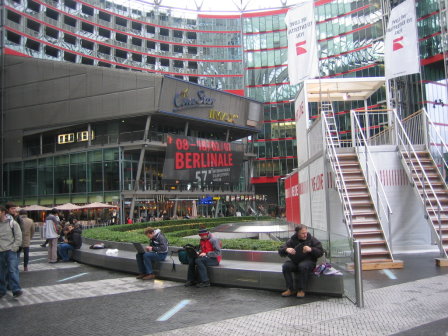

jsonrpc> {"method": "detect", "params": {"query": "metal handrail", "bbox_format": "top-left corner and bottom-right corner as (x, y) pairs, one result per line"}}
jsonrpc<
(321, 109), (355, 238)
(392, 109), (447, 257)
(351, 111), (394, 250)
(423, 108), (448, 189)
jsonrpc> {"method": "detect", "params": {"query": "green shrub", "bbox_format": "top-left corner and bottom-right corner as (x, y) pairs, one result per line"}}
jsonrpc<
(83, 216), (282, 251)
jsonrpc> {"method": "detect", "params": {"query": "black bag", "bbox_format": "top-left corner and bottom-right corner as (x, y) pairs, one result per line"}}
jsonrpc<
(178, 244), (197, 264)
(178, 249), (189, 264)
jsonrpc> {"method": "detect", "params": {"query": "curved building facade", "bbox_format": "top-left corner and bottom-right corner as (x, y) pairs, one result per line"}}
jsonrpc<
(2, 0), (447, 207)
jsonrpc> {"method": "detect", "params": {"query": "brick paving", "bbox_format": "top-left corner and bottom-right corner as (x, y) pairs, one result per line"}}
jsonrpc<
(149, 273), (448, 336)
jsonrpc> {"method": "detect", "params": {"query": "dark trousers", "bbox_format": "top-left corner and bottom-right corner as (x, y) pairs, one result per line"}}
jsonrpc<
(187, 256), (219, 283)
(282, 259), (315, 291)
(17, 247), (30, 268)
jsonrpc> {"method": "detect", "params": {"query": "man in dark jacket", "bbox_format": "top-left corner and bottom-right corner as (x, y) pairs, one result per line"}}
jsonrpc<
(278, 224), (324, 298)
(135, 227), (168, 280)
(57, 224), (82, 261)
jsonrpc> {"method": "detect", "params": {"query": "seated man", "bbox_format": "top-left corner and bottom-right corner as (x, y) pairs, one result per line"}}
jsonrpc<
(185, 227), (221, 288)
(57, 224), (82, 261)
(135, 227), (168, 280)
(278, 224), (323, 298)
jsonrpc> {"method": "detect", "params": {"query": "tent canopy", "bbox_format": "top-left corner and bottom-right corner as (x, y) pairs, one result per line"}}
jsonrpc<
(54, 203), (82, 211)
(22, 205), (52, 211)
(82, 202), (118, 209)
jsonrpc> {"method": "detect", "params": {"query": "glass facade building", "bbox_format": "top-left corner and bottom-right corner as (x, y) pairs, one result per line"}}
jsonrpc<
(2, 0), (447, 207)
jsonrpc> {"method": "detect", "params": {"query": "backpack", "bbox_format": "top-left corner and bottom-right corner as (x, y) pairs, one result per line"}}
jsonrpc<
(177, 244), (197, 264)
(177, 248), (189, 264)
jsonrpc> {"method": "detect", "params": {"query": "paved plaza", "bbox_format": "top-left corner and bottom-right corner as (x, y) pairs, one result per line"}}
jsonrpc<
(1, 235), (448, 336)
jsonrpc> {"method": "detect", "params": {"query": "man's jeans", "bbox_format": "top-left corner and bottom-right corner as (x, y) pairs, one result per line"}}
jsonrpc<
(58, 243), (75, 261)
(136, 252), (167, 275)
(187, 256), (219, 283)
(282, 259), (315, 291)
(0, 250), (21, 294)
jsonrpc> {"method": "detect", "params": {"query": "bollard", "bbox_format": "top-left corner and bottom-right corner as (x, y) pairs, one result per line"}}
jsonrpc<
(353, 240), (364, 308)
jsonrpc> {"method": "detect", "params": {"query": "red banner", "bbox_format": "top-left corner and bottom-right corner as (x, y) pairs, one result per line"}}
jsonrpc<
(285, 171), (300, 224)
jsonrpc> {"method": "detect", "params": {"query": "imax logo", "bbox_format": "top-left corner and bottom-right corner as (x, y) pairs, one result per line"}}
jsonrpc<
(209, 109), (239, 123)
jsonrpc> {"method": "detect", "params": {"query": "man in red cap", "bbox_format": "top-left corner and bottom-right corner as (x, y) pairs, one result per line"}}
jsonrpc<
(184, 226), (221, 288)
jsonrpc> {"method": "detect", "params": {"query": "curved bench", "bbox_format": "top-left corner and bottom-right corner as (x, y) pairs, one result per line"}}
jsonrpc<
(72, 238), (344, 297)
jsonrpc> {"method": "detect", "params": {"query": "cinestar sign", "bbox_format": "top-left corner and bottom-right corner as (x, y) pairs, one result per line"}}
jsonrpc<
(173, 88), (214, 111)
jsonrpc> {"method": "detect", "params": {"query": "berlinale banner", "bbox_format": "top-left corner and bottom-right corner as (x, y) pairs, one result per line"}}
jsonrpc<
(162, 135), (244, 186)
(384, 0), (420, 79)
(285, 1), (319, 85)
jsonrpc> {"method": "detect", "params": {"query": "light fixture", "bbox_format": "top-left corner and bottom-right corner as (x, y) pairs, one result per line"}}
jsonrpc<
(343, 93), (350, 101)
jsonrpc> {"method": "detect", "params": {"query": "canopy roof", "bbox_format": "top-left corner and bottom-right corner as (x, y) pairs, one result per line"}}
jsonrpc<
(304, 77), (386, 102)
(22, 205), (52, 211)
(54, 203), (82, 211)
(82, 202), (118, 209)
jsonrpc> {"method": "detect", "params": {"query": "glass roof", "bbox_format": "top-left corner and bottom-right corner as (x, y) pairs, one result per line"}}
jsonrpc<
(124, 0), (300, 13)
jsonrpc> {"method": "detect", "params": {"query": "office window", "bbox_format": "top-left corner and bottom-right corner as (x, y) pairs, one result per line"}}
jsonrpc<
(98, 44), (111, 55)
(160, 43), (169, 51)
(64, 52), (77, 63)
(64, 15), (76, 28)
(98, 28), (111, 38)
(116, 33), (127, 43)
(115, 16), (127, 27)
(7, 10), (21, 24)
(64, 33), (76, 45)
(81, 5), (94, 16)
(98, 11), (111, 22)
(6, 31), (21, 45)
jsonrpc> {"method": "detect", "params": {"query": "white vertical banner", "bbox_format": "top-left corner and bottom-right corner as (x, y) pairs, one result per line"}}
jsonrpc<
(295, 86), (308, 167)
(285, 1), (319, 85)
(384, 0), (420, 79)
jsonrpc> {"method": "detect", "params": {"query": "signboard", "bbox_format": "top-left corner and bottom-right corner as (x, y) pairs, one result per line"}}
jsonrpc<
(384, 0), (420, 79)
(162, 135), (244, 186)
(285, 171), (300, 225)
(285, 1), (319, 85)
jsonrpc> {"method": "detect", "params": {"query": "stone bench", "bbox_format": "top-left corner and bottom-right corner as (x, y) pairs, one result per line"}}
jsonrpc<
(72, 239), (344, 297)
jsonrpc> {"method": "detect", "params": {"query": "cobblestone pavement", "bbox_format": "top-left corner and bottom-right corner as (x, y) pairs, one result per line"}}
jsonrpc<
(149, 273), (448, 336)
(2, 235), (448, 336)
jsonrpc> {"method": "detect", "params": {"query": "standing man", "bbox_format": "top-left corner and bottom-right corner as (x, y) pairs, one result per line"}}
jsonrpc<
(0, 206), (23, 298)
(278, 224), (324, 298)
(44, 209), (60, 263)
(18, 210), (35, 271)
(185, 226), (222, 288)
(135, 227), (168, 280)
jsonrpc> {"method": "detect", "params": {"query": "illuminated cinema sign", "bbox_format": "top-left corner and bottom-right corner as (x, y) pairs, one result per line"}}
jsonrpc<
(162, 135), (244, 185)
(173, 88), (214, 111)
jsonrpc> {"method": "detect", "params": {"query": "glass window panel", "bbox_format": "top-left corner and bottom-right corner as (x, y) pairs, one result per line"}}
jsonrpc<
(88, 162), (103, 192)
(71, 164), (87, 193)
(38, 167), (53, 195)
(54, 155), (69, 165)
(54, 165), (70, 194)
(70, 152), (87, 164)
(24, 168), (37, 196)
(9, 168), (21, 197)
(104, 161), (119, 191)
(88, 150), (103, 162)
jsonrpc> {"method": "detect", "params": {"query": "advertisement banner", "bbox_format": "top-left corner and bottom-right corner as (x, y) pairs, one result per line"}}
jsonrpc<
(285, 171), (300, 224)
(285, 1), (319, 85)
(162, 135), (244, 185)
(384, 0), (420, 79)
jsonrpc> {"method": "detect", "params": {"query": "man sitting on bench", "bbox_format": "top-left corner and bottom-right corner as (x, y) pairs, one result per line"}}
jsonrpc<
(184, 226), (221, 288)
(278, 224), (323, 298)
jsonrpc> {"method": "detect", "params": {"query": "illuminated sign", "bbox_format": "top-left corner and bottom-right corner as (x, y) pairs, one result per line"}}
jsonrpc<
(173, 88), (214, 111)
(208, 109), (239, 123)
(58, 131), (95, 144)
(162, 135), (243, 185)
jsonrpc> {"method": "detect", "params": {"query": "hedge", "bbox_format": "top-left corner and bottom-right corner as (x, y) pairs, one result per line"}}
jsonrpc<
(83, 216), (283, 251)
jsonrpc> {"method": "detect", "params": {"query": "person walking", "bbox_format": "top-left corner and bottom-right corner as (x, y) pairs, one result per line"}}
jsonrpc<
(18, 210), (35, 271)
(0, 206), (23, 298)
(44, 209), (60, 263)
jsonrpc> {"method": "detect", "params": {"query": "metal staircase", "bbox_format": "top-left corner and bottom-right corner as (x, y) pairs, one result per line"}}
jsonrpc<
(322, 103), (401, 269)
(393, 110), (448, 261)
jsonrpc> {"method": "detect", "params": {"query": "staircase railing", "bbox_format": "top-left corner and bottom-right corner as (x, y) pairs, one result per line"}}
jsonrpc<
(392, 109), (448, 257)
(321, 103), (355, 238)
(351, 110), (394, 251)
(423, 109), (448, 188)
